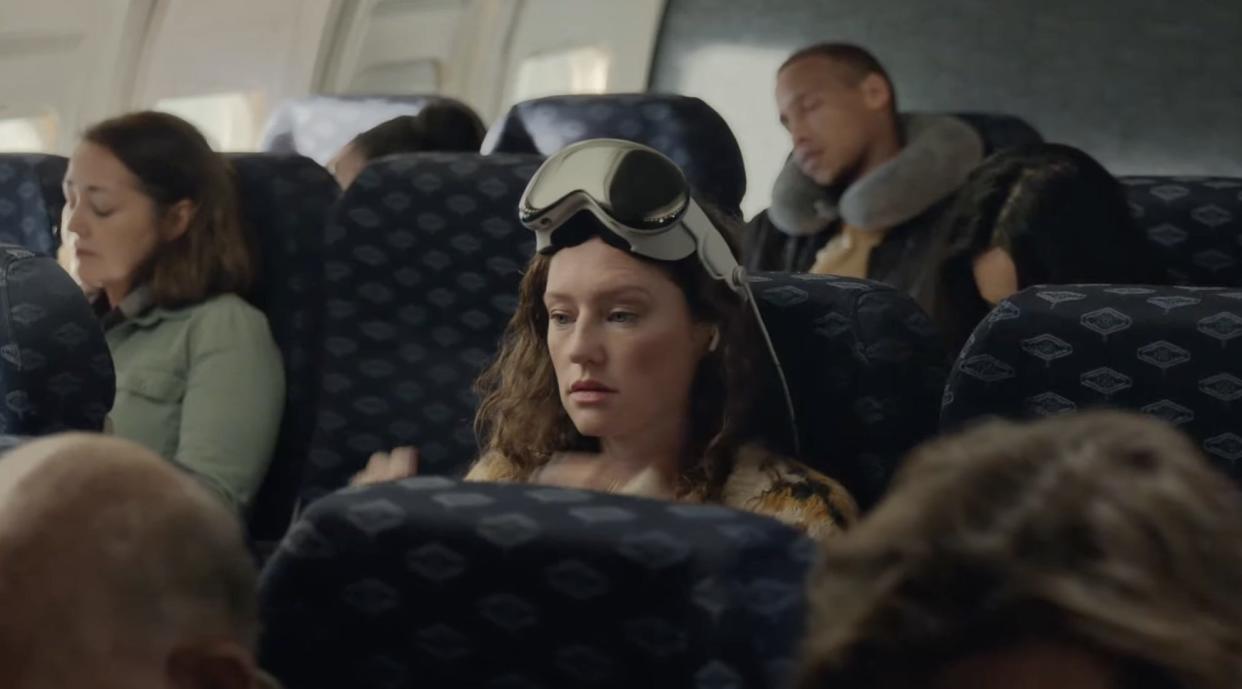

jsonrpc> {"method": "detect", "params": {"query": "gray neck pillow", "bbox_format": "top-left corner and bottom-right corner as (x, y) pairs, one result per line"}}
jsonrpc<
(767, 113), (984, 237)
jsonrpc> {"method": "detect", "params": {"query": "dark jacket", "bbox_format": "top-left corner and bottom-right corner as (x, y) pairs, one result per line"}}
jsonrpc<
(742, 114), (984, 297)
(744, 200), (951, 295)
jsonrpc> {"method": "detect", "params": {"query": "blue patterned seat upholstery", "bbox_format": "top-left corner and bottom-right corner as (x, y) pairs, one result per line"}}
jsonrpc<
(260, 95), (485, 165)
(942, 284), (1242, 484)
(259, 477), (814, 689)
(0, 154), (67, 255)
(302, 153), (542, 502)
(1121, 176), (1242, 286)
(752, 274), (947, 508)
(484, 94), (747, 216)
(0, 245), (113, 434)
(227, 154), (340, 537)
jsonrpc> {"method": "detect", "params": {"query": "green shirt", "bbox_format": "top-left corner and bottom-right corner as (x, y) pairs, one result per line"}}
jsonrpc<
(104, 288), (285, 512)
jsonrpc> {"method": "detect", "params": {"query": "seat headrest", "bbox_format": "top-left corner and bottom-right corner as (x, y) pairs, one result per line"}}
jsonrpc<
(0, 245), (114, 434)
(1122, 176), (1242, 286)
(0, 154), (67, 255)
(260, 477), (814, 689)
(945, 112), (1044, 155)
(484, 94), (747, 216)
(260, 95), (484, 165)
(943, 283), (1242, 485)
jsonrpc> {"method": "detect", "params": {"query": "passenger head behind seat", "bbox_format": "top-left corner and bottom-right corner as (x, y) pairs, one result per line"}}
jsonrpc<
(327, 103), (487, 188)
(917, 143), (1161, 353)
(0, 154), (66, 255)
(797, 411), (1242, 689)
(0, 433), (271, 689)
(484, 94), (747, 216)
(260, 94), (483, 166)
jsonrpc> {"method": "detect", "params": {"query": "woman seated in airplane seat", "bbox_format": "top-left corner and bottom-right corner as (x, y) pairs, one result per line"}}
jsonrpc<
(59, 111), (284, 513)
(327, 102), (487, 188)
(353, 139), (859, 541)
(794, 410), (1242, 689)
(913, 143), (1161, 355)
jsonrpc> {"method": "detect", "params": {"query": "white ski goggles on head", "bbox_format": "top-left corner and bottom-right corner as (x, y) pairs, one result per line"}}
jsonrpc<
(518, 138), (743, 292)
(517, 138), (802, 456)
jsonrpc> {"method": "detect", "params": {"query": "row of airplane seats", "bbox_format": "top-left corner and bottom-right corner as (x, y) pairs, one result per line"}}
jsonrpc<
(1, 92), (1240, 689)
(295, 94), (956, 510)
(944, 282), (1242, 484)
(258, 94), (1242, 289)
(246, 94), (1242, 520)
(10, 157), (1242, 298)
(2, 93), (1241, 532)
(303, 146), (949, 508)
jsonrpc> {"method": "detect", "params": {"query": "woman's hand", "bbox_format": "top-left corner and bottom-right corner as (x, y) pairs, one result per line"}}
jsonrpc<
(349, 446), (419, 486)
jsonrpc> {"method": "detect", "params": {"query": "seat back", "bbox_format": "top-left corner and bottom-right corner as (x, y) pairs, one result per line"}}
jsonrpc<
(0, 154), (67, 255)
(946, 112), (1044, 155)
(483, 94), (747, 216)
(302, 153), (542, 502)
(752, 274), (947, 508)
(260, 478), (814, 689)
(1122, 176), (1242, 286)
(260, 95), (485, 165)
(227, 153), (340, 537)
(942, 284), (1242, 484)
(0, 245), (113, 434)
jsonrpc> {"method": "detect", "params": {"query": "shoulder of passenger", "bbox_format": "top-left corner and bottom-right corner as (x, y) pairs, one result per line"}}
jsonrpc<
(723, 444), (860, 525)
(464, 449), (526, 483)
(724, 444), (795, 487)
(186, 293), (272, 333)
(179, 294), (279, 360)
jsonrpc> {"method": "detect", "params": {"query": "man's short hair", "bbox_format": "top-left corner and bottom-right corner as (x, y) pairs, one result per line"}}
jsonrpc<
(780, 42), (898, 114)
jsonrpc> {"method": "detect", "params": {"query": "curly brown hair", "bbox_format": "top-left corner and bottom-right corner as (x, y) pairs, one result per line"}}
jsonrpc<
(795, 410), (1242, 689)
(473, 210), (771, 500)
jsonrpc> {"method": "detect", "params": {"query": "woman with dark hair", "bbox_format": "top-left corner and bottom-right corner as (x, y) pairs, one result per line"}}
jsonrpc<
(353, 140), (857, 540)
(915, 143), (1160, 354)
(327, 102), (486, 188)
(796, 411), (1242, 689)
(60, 111), (283, 512)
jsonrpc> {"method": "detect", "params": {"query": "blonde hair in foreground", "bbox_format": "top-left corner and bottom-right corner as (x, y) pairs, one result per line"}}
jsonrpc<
(795, 410), (1242, 689)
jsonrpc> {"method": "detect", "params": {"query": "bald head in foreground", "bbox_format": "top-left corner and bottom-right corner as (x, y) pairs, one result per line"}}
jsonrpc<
(0, 434), (277, 689)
